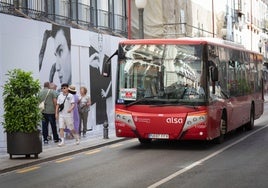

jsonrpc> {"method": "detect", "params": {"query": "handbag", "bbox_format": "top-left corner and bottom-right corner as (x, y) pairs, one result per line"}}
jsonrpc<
(78, 104), (89, 113)
(59, 95), (67, 112)
(78, 96), (90, 113)
(39, 89), (50, 111)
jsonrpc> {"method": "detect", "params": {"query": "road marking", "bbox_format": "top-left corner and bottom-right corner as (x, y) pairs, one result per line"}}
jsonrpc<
(85, 149), (101, 155)
(148, 125), (268, 188)
(109, 143), (123, 148)
(55, 157), (73, 163)
(16, 166), (40, 174)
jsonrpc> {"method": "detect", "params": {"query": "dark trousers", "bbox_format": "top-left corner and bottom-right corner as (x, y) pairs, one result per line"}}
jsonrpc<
(42, 113), (59, 141)
(79, 111), (89, 135)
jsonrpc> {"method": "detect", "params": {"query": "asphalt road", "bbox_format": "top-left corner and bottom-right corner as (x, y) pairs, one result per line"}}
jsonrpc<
(1, 105), (268, 188)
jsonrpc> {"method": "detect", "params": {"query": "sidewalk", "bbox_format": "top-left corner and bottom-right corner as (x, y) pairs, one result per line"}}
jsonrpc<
(0, 129), (125, 174)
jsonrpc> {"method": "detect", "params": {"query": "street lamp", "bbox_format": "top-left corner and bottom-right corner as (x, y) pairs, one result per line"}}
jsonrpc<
(212, 0), (214, 37)
(135, 0), (147, 39)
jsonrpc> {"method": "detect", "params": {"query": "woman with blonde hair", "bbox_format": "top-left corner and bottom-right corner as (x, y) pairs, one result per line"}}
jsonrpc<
(78, 86), (91, 137)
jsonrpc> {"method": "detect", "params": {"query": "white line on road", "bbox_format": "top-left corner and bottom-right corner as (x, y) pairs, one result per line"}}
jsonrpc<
(148, 125), (268, 188)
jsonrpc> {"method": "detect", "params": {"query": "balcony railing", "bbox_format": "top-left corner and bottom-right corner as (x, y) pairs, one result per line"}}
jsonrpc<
(0, 0), (127, 37)
(114, 13), (126, 33)
(71, 1), (91, 27)
(97, 9), (109, 29)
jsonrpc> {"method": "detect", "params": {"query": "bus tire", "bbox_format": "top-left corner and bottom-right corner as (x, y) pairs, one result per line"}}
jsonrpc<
(138, 138), (152, 144)
(215, 113), (227, 144)
(245, 105), (254, 131)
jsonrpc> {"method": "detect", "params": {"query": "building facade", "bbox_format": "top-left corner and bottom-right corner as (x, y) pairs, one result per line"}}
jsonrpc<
(130, 0), (268, 55)
(0, 0), (129, 152)
(0, 0), (127, 36)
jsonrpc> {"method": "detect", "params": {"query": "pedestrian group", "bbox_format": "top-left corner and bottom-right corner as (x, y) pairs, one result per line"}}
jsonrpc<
(38, 82), (91, 147)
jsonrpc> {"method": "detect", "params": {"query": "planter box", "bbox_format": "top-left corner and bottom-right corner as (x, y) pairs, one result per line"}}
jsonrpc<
(7, 131), (42, 159)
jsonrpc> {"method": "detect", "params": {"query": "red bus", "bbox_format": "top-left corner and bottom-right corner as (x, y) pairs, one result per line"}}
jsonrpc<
(104, 38), (264, 144)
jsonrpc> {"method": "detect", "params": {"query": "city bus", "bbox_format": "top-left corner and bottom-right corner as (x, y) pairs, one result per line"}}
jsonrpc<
(104, 38), (264, 144)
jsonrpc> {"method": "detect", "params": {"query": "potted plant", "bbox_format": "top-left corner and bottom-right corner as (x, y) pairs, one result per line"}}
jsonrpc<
(2, 69), (42, 159)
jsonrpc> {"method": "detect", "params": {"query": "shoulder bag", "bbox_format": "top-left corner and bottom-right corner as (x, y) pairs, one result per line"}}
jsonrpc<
(39, 89), (50, 111)
(59, 95), (67, 112)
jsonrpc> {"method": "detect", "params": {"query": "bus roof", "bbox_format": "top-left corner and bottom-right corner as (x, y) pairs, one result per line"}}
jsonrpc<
(119, 37), (260, 54)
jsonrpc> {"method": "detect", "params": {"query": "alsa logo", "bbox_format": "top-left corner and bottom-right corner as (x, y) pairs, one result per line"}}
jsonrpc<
(166, 117), (183, 124)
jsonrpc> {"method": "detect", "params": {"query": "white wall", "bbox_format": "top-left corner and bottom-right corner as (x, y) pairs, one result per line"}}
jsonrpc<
(0, 24), (3, 151)
(0, 13), (124, 151)
(0, 14), (42, 151)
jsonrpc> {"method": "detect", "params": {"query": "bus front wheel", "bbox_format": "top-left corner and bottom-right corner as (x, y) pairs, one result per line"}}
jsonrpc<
(215, 115), (227, 144)
(245, 106), (254, 131)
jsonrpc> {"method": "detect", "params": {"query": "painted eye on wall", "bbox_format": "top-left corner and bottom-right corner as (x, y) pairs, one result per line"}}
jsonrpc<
(54, 44), (63, 57)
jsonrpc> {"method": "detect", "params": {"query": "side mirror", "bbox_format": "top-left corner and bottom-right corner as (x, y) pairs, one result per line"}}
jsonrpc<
(102, 50), (118, 77)
(118, 45), (125, 60)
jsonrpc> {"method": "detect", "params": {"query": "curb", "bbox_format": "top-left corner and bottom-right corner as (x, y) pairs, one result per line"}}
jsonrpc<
(0, 138), (127, 174)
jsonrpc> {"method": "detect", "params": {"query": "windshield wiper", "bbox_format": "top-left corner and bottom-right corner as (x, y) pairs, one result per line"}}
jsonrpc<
(166, 99), (201, 110)
(126, 96), (155, 107)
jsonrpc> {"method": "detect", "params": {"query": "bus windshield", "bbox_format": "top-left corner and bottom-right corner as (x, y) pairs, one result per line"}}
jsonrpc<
(117, 44), (206, 105)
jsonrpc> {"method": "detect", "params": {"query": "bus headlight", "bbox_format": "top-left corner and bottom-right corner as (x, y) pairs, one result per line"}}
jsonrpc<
(183, 111), (207, 131)
(115, 111), (136, 130)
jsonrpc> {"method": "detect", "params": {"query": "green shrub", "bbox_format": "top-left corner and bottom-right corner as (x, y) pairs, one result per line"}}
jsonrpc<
(2, 69), (42, 133)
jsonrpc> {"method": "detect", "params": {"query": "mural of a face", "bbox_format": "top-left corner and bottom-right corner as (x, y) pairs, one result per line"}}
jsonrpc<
(54, 29), (71, 84)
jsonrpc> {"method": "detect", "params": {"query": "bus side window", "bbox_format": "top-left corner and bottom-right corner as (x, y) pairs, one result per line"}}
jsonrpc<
(211, 66), (218, 82)
(218, 60), (229, 98)
(209, 61), (218, 94)
(208, 60), (218, 82)
(228, 60), (236, 96)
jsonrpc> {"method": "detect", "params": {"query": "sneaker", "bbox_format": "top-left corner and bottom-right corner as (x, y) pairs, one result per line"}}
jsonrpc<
(58, 141), (65, 147)
(75, 138), (80, 145)
(44, 140), (48, 144)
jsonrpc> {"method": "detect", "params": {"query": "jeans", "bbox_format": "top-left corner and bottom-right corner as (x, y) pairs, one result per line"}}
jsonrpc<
(42, 113), (59, 141)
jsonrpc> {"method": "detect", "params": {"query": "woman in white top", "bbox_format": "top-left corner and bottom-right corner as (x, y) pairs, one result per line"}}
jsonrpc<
(78, 86), (91, 137)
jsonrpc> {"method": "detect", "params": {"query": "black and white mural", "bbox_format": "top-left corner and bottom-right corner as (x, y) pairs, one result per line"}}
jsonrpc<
(39, 24), (72, 87)
(38, 25), (118, 129)
(0, 14), (122, 148)
(89, 46), (112, 125)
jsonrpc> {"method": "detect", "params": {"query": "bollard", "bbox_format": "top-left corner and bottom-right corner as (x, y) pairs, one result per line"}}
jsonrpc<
(103, 120), (109, 139)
